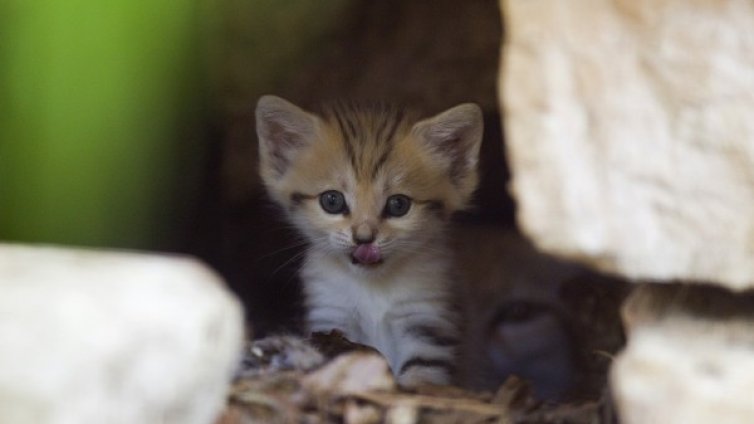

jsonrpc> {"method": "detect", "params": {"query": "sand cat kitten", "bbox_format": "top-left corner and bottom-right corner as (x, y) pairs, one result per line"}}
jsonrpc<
(255, 95), (482, 386)
(453, 224), (628, 400)
(453, 225), (580, 399)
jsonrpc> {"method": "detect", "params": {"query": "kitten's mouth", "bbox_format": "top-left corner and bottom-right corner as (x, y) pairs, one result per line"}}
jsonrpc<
(350, 244), (383, 266)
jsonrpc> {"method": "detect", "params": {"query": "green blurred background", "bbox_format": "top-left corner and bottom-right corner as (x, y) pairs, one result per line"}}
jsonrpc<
(0, 0), (348, 250)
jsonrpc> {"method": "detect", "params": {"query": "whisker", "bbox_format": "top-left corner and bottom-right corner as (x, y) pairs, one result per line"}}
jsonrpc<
(254, 240), (310, 262)
(271, 250), (308, 277)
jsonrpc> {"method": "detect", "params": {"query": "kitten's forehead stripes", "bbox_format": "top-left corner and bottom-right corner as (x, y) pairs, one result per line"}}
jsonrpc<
(331, 112), (358, 170)
(371, 149), (391, 180)
(376, 109), (404, 148)
(324, 102), (409, 181)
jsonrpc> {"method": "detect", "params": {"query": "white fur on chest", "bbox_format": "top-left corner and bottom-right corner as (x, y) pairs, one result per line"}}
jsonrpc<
(301, 250), (452, 371)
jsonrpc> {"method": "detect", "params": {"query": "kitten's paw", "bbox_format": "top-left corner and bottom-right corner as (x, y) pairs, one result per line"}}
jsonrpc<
(237, 335), (325, 377)
(310, 330), (379, 358)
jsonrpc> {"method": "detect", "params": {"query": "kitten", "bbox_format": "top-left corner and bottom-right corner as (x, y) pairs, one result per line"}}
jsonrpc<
(452, 225), (580, 399)
(453, 224), (629, 401)
(255, 95), (482, 386)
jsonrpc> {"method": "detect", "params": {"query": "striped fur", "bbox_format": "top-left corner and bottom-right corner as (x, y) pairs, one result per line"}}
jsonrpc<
(256, 95), (482, 386)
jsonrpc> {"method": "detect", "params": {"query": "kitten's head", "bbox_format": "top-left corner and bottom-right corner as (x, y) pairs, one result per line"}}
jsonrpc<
(256, 95), (482, 269)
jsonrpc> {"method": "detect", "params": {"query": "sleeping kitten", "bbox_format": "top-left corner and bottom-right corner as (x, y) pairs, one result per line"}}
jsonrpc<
(453, 225), (580, 399)
(255, 95), (482, 386)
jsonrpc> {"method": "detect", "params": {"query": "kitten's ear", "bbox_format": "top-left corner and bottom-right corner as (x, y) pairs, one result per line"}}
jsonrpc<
(412, 103), (483, 198)
(256, 95), (320, 180)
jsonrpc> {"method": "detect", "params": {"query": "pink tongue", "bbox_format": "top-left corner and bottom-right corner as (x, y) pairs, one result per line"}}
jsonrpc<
(352, 244), (382, 265)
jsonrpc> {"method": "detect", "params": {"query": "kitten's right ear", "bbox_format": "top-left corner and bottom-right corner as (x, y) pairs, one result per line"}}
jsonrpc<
(256, 95), (320, 179)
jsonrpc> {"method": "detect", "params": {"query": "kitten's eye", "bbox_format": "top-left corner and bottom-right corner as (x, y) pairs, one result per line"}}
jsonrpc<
(384, 194), (411, 217)
(319, 190), (348, 214)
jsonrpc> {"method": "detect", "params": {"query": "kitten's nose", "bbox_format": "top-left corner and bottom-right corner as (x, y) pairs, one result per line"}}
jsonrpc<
(352, 223), (376, 244)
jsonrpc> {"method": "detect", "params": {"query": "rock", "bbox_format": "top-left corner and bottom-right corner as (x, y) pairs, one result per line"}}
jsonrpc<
(302, 351), (396, 395)
(611, 284), (754, 423)
(500, 0), (754, 290)
(0, 244), (245, 424)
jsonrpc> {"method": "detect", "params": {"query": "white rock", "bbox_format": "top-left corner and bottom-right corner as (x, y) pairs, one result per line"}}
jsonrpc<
(0, 244), (245, 424)
(614, 323), (754, 424)
(612, 285), (754, 424)
(500, 0), (754, 289)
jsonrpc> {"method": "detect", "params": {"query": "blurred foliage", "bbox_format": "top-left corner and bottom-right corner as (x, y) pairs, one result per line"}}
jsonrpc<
(0, 0), (348, 250)
(0, 0), (204, 249)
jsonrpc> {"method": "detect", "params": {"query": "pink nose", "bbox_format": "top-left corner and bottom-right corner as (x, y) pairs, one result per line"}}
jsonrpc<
(352, 223), (376, 244)
(352, 243), (382, 265)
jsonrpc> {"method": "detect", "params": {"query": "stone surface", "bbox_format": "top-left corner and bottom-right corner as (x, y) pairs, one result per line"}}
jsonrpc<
(500, 0), (754, 289)
(612, 284), (754, 423)
(0, 244), (244, 424)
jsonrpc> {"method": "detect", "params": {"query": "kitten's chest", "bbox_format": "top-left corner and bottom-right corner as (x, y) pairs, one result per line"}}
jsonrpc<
(301, 259), (438, 342)
(302, 254), (455, 373)
(304, 266), (395, 330)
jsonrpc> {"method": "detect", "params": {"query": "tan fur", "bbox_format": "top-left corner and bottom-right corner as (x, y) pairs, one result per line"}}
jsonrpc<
(260, 102), (479, 210)
(257, 96), (481, 274)
(256, 95), (482, 386)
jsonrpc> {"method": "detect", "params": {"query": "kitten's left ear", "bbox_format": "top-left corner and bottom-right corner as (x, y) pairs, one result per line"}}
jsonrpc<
(412, 103), (483, 199)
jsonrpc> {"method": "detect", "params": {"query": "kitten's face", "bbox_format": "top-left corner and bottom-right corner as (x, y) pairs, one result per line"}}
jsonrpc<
(279, 127), (448, 268)
(256, 96), (482, 269)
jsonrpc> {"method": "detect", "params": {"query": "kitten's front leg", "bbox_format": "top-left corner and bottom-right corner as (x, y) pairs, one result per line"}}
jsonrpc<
(388, 305), (459, 387)
(396, 340), (455, 387)
(306, 304), (358, 340)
